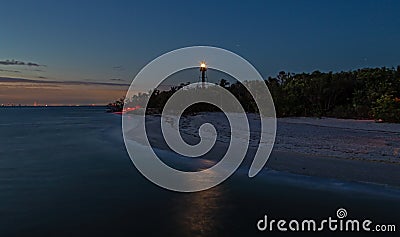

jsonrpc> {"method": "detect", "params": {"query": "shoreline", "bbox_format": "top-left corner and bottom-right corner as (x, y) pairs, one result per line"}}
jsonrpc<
(123, 113), (400, 188)
(267, 150), (400, 188)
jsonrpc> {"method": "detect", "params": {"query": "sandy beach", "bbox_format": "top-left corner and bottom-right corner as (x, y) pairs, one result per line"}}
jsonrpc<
(125, 112), (400, 187)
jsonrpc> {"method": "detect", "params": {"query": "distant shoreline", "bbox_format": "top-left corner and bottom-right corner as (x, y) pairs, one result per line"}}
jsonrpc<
(0, 105), (107, 107)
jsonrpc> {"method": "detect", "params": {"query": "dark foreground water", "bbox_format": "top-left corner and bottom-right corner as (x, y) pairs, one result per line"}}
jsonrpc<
(0, 107), (399, 237)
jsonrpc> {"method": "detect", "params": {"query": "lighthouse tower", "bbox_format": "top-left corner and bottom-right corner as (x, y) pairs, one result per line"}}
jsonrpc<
(200, 61), (207, 88)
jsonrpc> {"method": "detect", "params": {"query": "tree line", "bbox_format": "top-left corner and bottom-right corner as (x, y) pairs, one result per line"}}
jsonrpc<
(267, 66), (400, 122)
(109, 66), (400, 123)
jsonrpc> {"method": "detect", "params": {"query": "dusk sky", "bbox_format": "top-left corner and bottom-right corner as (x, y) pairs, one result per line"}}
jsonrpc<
(1, 0), (400, 105)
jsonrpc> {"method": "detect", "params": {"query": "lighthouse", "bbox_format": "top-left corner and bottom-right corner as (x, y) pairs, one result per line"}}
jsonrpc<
(200, 61), (207, 88)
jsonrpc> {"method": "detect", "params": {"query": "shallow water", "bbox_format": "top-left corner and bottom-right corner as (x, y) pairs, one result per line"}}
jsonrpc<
(0, 107), (399, 236)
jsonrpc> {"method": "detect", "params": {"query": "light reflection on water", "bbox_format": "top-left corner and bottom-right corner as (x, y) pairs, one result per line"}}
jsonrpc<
(175, 186), (225, 236)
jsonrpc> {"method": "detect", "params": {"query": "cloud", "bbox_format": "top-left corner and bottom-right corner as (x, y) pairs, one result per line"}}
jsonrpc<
(0, 59), (44, 67)
(0, 69), (20, 73)
(0, 76), (130, 87)
(112, 65), (124, 70)
(27, 69), (45, 72)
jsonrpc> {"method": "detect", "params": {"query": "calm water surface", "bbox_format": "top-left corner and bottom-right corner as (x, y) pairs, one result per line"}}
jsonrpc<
(0, 107), (399, 237)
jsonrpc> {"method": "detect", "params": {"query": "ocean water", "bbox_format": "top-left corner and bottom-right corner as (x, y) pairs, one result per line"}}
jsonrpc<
(0, 107), (399, 237)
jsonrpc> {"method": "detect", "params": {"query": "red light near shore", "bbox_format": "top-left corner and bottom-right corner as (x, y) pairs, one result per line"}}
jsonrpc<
(113, 105), (141, 115)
